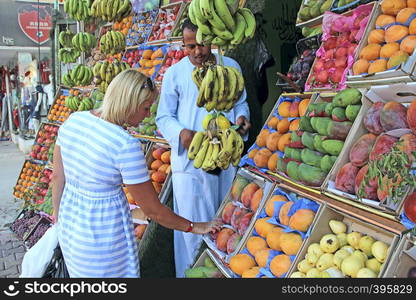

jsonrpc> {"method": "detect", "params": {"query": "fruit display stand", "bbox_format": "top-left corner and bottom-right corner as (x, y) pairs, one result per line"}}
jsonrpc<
(225, 184), (322, 278)
(125, 9), (159, 48)
(184, 248), (232, 278)
(384, 233), (416, 278)
(296, 0), (336, 28)
(145, 142), (172, 200)
(202, 167), (276, 263)
(323, 83), (415, 217)
(287, 204), (400, 278)
(347, 1), (416, 88)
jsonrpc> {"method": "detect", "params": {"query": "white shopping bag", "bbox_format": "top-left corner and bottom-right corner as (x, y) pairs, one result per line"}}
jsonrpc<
(20, 225), (58, 278)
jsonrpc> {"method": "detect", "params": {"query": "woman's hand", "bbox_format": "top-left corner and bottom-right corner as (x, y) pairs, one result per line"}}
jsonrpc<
(191, 218), (223, 234)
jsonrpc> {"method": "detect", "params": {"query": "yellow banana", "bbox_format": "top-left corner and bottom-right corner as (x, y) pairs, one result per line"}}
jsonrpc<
(188, 131), (205, 160)
(193, 137), (210, 169)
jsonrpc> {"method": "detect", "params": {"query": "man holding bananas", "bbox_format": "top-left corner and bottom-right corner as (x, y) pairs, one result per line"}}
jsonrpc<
(156, 19), (250, 278)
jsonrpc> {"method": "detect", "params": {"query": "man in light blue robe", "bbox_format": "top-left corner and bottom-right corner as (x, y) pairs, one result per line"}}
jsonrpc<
(156, 19), (251, 278)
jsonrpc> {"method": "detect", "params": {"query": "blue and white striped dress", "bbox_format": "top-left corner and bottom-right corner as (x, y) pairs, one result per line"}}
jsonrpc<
(56, 111), (149, 278)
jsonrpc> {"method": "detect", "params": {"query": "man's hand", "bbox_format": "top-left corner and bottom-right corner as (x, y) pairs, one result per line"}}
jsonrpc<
(236, 116), (251, 136)
(180, 129), (196, 150)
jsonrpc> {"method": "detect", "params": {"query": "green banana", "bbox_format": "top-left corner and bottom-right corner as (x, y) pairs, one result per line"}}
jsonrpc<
(200, 0), (212, 20)
(239, 8), (256, 39)
(231, 12), (247, 45)
(188, 0), (197, 25)
(214, 0), (235, 32)
(193, 0), (208, 23)
(195, 18), (212, 35)
(193, 137), (210, 168)
(196, 28), (204, 45)
(208, 0), (227, 31)
(211, 26), (233, 40)
(228, 66), (244, 99)
(211, 36), (227, 46)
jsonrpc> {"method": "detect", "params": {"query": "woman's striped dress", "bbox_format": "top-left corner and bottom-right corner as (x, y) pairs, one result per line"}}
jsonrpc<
(56, 111), (149, 277)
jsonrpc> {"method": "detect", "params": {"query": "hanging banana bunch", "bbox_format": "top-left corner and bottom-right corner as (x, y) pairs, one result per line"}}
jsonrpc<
(188, 113), (244, 171)
(64, 0), (92, 21)
(90, 0), (132, 23)
(72, 32), (97, 53)
(58, 30), (75, 48)
(58, 48), (81, 64)
(188, 0), (256, 49)
(192, 64), (245, 112)
(62, 64), (94, 87)
(65, 95), (95, 111)
(92, 59), (131, 92)
(99, 30), (126, 55)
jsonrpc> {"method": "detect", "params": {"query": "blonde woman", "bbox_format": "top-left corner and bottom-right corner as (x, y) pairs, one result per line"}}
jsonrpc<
(52, 70), (222, 278)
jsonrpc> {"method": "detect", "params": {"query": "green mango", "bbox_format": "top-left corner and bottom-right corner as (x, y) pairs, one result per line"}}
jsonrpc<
(322, 140), (345, 156)
(298, 7), (311, 21)
(200, 266), (222, 278)
(345, 104), (361, 122)
(302, 27), (312, 37)
(298, 163), (327, 187)
(277, 157), (288, 173)
(291, 131), (302, 143)
(320, 155), (338, 173)
(301, 132), (316, 150)
(320, 0), (332, 13)
(314, 117), (332, 136)
(326, 121), (352, 140)
(299, 116), (314, 132)
(314, 135), (327, 154)
(310, 4), (322, 18)
(301, 148), (324, 168)
(332, 107), (347, 122)
(324, 103), (334, 116)
(185, 267), (206, 278)
(332, 88), (362, 108)
(285, 147), (302, 161)
(287, 161), (301, 181)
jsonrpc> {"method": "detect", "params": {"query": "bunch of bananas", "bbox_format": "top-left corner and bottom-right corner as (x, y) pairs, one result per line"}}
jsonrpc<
(64, 0), (91, 21)
(72, 32), (97, 52)
(91, 0), (132, 22)
(92, 59), (131, 92)
(189, 0), (256, 49)
(193, 64), (244, 112)
(58, 48), (81, 64)
(62, 64), (93, 87)
(58, 30), (74, 48)
(99, 31), (126, 55)
(65, 95), (95, 111)
(188, 113), (244, 171)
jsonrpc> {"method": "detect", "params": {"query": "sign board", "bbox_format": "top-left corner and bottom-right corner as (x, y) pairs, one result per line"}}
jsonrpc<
(17, 4), (52, 44)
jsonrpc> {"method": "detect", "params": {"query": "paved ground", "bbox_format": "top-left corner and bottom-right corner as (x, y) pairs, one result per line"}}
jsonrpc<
(0, 139), (27, 278)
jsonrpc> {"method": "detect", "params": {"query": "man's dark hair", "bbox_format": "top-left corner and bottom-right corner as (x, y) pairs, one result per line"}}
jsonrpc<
(181, 18), (198, 33)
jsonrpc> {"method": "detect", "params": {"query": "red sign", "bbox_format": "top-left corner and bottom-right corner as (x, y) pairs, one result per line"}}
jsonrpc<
(18, 4), (52, 45)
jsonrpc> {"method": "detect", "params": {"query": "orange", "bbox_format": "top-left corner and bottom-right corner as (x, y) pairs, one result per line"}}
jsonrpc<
(277, 118), (290, 133)
(25, 162), (30, 168)
(298, 99), (310, 116)
(289, 119), (300, 131)
(278, 133), (291, 152)
(278, 102), (291, 117)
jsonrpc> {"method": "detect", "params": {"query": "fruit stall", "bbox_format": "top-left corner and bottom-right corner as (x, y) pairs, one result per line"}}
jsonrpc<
(7, 0), (416, 279)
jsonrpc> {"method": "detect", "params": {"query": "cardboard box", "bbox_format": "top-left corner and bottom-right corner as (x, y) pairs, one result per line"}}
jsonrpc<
(225, 184), (322, 278)
(346, 1), (416, 87)
(287, 204), (400, 278)
(190, 249), (233, 278)
(384, 233), (416, 278)
(202, 167), (276, 263)
(323, 84), (415, 215)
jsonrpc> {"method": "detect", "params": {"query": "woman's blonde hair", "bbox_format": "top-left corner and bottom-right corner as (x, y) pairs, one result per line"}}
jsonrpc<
(98, 69), (155, 126)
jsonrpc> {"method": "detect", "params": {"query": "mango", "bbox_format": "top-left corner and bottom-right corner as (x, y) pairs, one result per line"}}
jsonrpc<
(314, 117), (332, 136)
(400, 35), (416, 54)
(327, 121), (352, 140)
(309, 102), (330, 117)
(385, 25), (409, 43)
(284, 147), (302, 161)
(230, 176), (249, 202)
(336, 162), (360, 194)
(277, 157), (289, 173)
(345, 105), (361, 122)
(380, 101), (409, 131)
(291, 131), (303, 143)
(301, 132), (316, 150)
(298, 163), (327, 187)
(368, 59), (388, 74)
(324, 103), (334, 116)
(360, 44), (381, 61)
(299, 116), (314, 132)
(332, 107), (347, 122)
(314, 135), (328, 154)
(353, 59), (370, 75)
(301, 148), (324, 168)
(381, 0), (407, 16)
(332, 88), (362, 108)
(364, 102), (385, 135)
(286, 161), (301, 181)
(369, 134), (399, 161)
(349, 133), (377, 167)
(322, 140), (345, 156)
(408, 100), (416, 133)
(321, 155), (338, 173)
(380, 42), (400, 58)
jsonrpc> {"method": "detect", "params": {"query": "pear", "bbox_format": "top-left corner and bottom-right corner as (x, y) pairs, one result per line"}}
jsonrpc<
(290, 271), (306, 278)
(341, 255), (364, 278)
(347, 231), (362, 249)
(366, 258), (381, 274)
(298, 259), (314, 273)
(316, 253), (334, 271)
(358, 235), (375, 257)
(352, 250), (368, 264)
(329, 220), (347, 234)
(306, 268), (321, 278)
(371, 241), (389, 263)
(306, 253), (320, 265)
(341, 245), (355, 254)
(333, 249), (351, 269)
(356, 268), (377, 278)
(204, 257), (216, 268)
(337, 233), (348, 247)
(320, 234), (340, 253)
(321, 267), (345, 278)
(308, 242), (324, 257)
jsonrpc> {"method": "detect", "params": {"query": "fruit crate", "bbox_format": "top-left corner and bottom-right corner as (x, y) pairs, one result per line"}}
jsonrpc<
(383, 233), (416, 278)
(287, 204), (400, 278)
(323, 84), (415, 216)
(240, 92), (317, 177)
(330, 0), (375, 14)
(154, 42), (188, 83)
(346, 1), (416, 88)
(9, 209), (42, 241)
(185, 248), (233, 278)
(46, 87), (71, 125)
(296, 0), (336, 28)
(13, 160), (45, 201)
(202, 167), (276, 263)
(29, 122), (59, 165)
(225, 184), (322, 278)
(146, 1), (187, 45)
(23, 215), (53, 250)
(168, 1), (190, 41)
(126, 9), (159, 47)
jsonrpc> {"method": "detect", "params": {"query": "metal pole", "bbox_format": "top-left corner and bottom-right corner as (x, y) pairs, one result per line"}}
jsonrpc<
(5, 68), (13, 136)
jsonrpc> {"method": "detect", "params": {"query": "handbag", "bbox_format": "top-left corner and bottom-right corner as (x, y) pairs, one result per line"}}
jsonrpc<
(42, 244), (70, 278)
